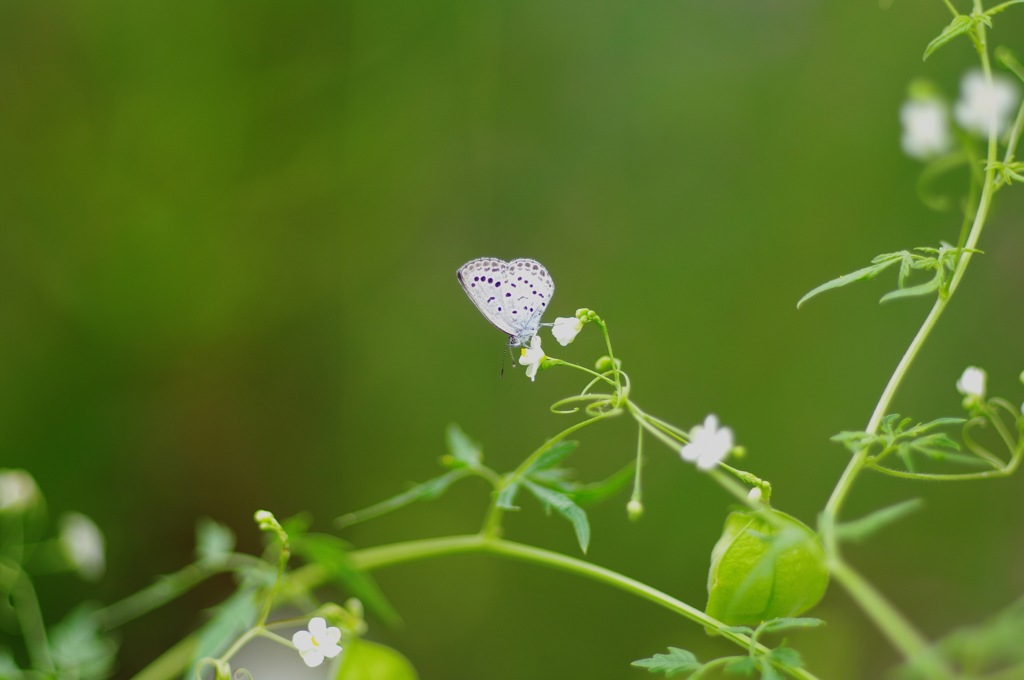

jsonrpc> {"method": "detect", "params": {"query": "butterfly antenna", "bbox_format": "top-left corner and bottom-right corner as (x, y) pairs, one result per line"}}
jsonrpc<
(500, 340), (517, 378)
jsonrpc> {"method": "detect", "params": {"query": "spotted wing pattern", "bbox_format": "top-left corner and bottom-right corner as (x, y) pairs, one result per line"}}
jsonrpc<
(457, 258), (555, 346)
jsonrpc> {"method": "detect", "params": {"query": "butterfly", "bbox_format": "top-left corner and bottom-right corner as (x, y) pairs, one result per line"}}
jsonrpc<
(457, 258), (555, 347)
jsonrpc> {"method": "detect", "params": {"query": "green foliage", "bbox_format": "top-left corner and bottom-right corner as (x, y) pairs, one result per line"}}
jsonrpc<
(923, 13), (990, 61)
(196, 518), (236, 563)
(832, 414), (968, 472)
(190, 589), (260, 673)
(47, 606), (118, 680)
(522, 480), (591, 553)
(494, 438), (633, 553)
(633, 619), (820, 678)
(798, 246), (976, 308)
(898, 596), (1024, 678)
(291, 533), (400, 627)
(631, 647), (701, 676)
(444, 423), (483, 468)
(336, 424), (492, 528)
(832, 499), (925, 543)
(335, 638), (419, 680)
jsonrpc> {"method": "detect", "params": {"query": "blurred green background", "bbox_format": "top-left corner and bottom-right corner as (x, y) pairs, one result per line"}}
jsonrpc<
(2, 0), (1024, 678)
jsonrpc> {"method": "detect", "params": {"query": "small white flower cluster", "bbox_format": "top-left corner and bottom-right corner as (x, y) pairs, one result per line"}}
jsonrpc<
(517, 311), (589, 382)
(0, 469), (40, 513)
(293, 617), (343, 667)
(901, 71), (1021, 160)
(680, 414), (734, 471)
(60, 512), (106, 581)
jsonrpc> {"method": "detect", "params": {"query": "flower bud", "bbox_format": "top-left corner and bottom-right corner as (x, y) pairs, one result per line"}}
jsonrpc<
(595, 355), (622, 372)
(627, 499), (644, 521)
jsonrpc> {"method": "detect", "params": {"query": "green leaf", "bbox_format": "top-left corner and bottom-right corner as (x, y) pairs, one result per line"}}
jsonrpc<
(0, 650), (23, 677)
(523, 440), (579, 475)
(196, 518), (236, 562)
(923, 14), (974, 60)
(724, 656), (758, 675)
(768, 646), (805, 670)
(190, 589), (260, 673)
(834, 499), (924, 543)
(292, 534), (401, 627)
(335, 638), (419, 680)
(445, 423), (482, 467)
(562, 463), (636, 506)
(631, 647), (701, 676)
(757, 617), (826, 636)
(335, 469), (472, 528)
(797, 259), (900, 308)
(48, 605), (119, 680)
(496, 481), (521, 510)
(988, 1), (1024, 17)
(758, 657), (784, 680)
(879, 275), (941, 303)
(522, 481), (590, 553)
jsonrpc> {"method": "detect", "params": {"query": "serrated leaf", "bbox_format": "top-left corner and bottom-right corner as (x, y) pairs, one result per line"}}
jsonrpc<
(523, 440), (578, 475)
(336, 638), (419, 680)
(725, 656), (758, 675)
(48, 605), (119, 680)
(758, 657), (784, 680)
(335, 469), (471, 528)
(496, 481), (520, 510)
(196, 518), (235, 562)
(834, 499), (924, 543)
(292, 534), (401, 627)
(190, 589), (260, 673)
(797, 260), (900, 308)
(523, 481), (590, 553)
(631, 647), (701, 676)
(879, 275), (941, 303)
(757, 617), (826, 636)
(768, 646), (805, 669)
(923, 14), (974, 60)
(445, 424), (482, 467)
(563, 463), (635, 506)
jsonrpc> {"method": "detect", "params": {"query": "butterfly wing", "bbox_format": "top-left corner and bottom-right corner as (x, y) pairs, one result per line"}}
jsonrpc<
(457, 258), (555, 345)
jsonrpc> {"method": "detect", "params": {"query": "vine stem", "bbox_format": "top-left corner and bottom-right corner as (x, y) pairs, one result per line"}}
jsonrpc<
(817, 9), (1002, 676)
(348, 535), (822, 680)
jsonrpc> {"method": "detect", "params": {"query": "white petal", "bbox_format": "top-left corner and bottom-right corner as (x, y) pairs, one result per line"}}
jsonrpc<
(292, 630), (314, 651)
(321, 626), (342, 646)
(308, 617), (328, 637)
(703, 414), (719, 431)
(300, 648), (325, 667)
(680, 442), (699, 462)
(322, 643), (343, 659)
(551, 317), (582, 346)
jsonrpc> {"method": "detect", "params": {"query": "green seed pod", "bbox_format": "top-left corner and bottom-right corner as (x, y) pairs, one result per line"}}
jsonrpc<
(705, 509), (828, 627)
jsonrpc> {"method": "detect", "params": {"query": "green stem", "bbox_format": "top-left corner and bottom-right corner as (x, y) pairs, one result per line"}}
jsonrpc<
(828, 559), (950, 679)
(98, 556), (259, 630)
(483, 411), (616, 537)
(818, 13), (1001, 674)
(355, 536), (820, 680)
(1, 564), (54, 672)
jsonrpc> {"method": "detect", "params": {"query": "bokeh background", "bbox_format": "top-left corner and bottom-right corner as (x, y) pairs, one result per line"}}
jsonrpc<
(2, 0), (1024, 678)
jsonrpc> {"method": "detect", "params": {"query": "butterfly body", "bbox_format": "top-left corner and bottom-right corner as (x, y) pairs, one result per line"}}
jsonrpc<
(457, 258), (554, 347)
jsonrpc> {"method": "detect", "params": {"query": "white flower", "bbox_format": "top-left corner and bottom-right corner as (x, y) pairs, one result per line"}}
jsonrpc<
(551, 317), (584, 346)
(956, 366), (987, 399)
(292, 617), (343, 668)
(0, 469), (40, 513)
(60, 513), (105, 581)
(518, 336), (546, 381)
(900, 98), (953, 160)
(954, 70), (1021, 137)
(680, 414), (734, 471)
